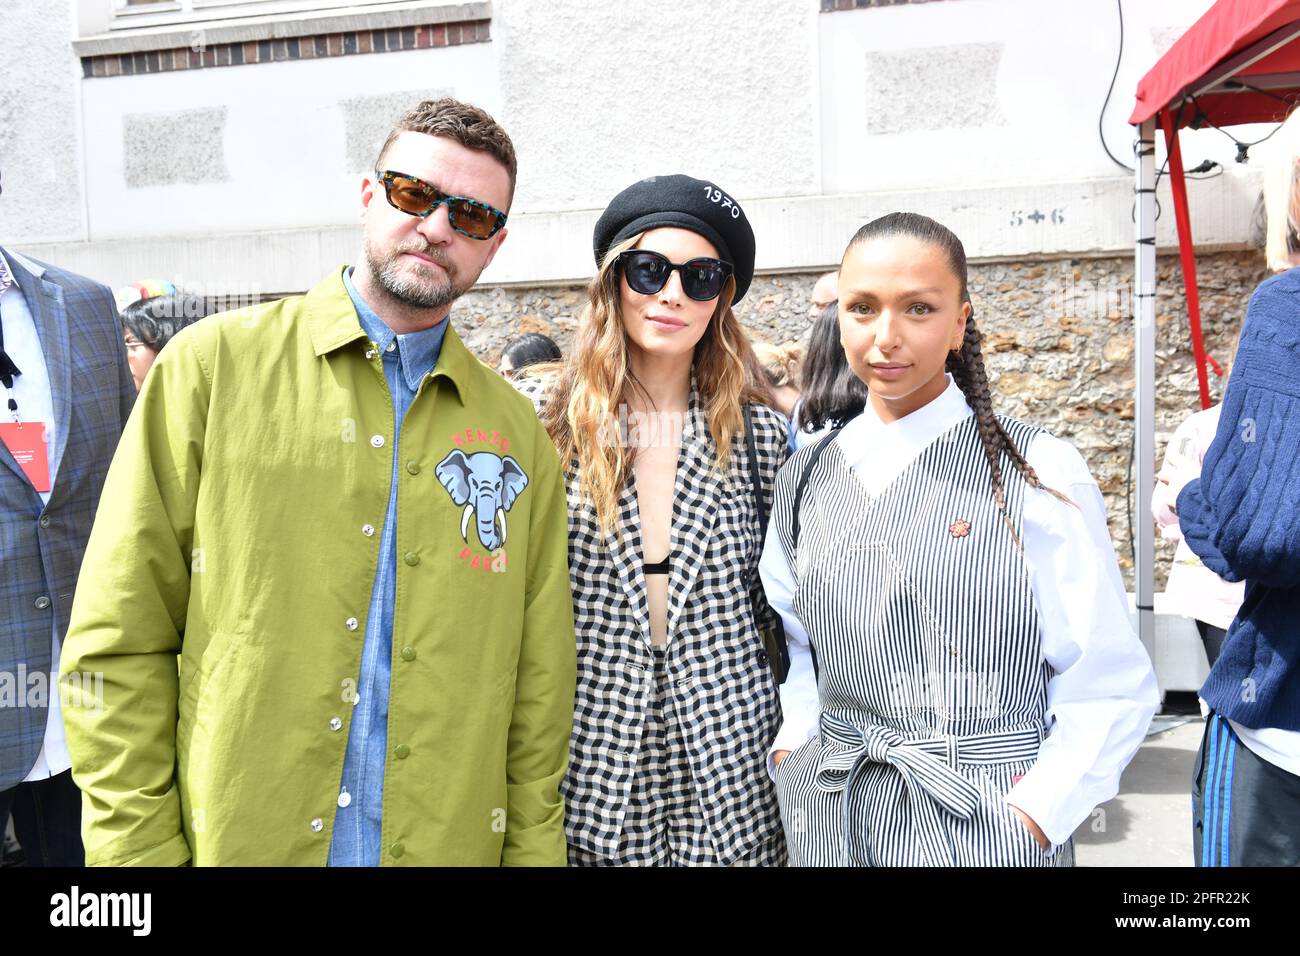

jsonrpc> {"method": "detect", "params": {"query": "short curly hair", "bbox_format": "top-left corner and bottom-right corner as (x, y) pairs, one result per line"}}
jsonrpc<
(375, 97), (518, 205)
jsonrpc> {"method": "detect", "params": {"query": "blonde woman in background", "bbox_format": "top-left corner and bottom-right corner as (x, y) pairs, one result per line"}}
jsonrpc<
(752, 340), (803, 453)
(1261, 110), (1300, 273)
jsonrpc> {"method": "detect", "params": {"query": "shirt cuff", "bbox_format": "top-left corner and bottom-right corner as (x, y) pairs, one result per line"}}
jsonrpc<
(88, 832), (192, 867)
(1003, 791), (1060, 859)
(1004, 760), (1079, 848)
(767, 716), (818, 781)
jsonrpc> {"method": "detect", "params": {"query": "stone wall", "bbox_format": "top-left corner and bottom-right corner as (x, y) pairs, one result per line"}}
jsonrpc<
(454, 250), (1269, 589)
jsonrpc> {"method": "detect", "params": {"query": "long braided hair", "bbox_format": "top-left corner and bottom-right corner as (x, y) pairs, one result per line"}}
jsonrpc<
(847, 213), (1075, 547)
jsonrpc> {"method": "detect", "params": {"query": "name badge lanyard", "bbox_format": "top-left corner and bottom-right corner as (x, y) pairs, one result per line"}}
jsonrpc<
(0, 308), (52, 493)
(0, 311), (22, 424)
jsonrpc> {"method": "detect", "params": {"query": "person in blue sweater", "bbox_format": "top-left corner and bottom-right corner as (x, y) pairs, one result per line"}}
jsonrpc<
(1177, 265), (1300, 867)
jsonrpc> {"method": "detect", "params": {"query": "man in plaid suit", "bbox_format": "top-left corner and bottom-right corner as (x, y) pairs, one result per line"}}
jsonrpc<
(0, 245), (135, 865)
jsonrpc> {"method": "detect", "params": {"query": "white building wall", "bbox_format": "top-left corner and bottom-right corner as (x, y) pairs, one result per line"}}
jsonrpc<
(820, 0), (1223, 193)
(7, 0), (1272, 292)
(1, 0), (89, 243)
(495, 0), (820, 210)
(80, 41), (499, 238)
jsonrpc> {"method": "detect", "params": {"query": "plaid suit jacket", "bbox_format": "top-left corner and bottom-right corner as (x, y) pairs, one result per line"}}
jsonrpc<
(0, 249), (135, 790)
(517, 375), (789, 862)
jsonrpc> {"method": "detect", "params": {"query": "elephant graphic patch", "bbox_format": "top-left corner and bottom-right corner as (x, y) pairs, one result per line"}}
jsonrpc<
(435, 449), (529, 551)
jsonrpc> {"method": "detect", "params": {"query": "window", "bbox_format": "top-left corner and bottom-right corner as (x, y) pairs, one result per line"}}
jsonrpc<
(78, 0), (490, 66)
(111, 0), (394, 30)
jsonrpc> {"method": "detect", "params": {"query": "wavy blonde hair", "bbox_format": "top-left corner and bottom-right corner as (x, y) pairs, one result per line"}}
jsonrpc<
(1259, 106), (1300, 272)
(538, 233), (771, 536)
(752, 340), (804, 390)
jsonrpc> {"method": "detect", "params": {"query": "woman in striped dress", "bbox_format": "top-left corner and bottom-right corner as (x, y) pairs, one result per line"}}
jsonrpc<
(761, 213), (1159, 866)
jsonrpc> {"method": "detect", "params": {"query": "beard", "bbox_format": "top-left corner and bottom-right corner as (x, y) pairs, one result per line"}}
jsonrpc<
(363, 236), (477, 310)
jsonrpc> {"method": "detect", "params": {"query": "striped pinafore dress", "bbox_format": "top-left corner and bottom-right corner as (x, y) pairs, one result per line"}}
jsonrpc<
(771, 414), (1075, 867)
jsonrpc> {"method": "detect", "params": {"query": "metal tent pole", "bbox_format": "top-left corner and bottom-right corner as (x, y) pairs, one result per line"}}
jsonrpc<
(1133, 117), (1159, 678)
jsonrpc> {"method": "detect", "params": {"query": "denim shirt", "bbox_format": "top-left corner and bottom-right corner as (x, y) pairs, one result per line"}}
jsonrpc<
(328, 268), (447, 866)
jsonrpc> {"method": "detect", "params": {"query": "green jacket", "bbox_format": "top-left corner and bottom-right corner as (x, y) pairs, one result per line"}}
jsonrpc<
(60, 268), (577, 866)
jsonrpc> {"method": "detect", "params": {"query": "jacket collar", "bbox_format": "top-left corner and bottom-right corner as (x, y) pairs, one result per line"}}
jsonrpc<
(306, 265), (473, 405)
(0, 248), (47, 283)
(603, 372), (727, 647)
(664, 376), (725, 638)
(838, 373), (972, 476)
(342, 267), (448, 393)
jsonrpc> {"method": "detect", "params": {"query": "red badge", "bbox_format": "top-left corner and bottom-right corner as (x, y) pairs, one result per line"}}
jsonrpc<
(0, 421), (51, 492)
(948, 518), (971, 538)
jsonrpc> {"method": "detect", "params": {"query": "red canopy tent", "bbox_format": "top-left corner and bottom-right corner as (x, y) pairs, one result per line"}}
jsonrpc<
(1132, 0), (1300, 130)
(1128, 0), (1300, 665)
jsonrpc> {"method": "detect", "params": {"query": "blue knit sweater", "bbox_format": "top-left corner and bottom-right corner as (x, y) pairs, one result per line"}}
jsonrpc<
(1178, 267), (1300, 732)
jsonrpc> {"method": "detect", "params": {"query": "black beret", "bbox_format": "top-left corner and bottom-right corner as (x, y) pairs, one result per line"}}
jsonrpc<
(593, 174), (756, 302)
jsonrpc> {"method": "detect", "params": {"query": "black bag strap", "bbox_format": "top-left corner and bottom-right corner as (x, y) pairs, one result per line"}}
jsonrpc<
(743, 405), (771, 532)
(786, 427), (841, 683)
(743, 405), (789, 680)
(791, 427), (842, 550)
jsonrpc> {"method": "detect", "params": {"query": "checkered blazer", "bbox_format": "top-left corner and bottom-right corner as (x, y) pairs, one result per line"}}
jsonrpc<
(517, 375), (789, 862)
(0, 250), (135, 790)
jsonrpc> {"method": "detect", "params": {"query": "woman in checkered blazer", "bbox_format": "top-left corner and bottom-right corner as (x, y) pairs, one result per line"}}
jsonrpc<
(517, 174), (790, 865)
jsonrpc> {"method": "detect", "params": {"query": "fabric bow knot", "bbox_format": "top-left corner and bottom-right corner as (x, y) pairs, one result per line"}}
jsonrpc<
(814, 712), (982, 866)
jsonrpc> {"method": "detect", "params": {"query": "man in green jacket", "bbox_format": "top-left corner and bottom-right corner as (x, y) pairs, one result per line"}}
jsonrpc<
(59, 98), (577, 866)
